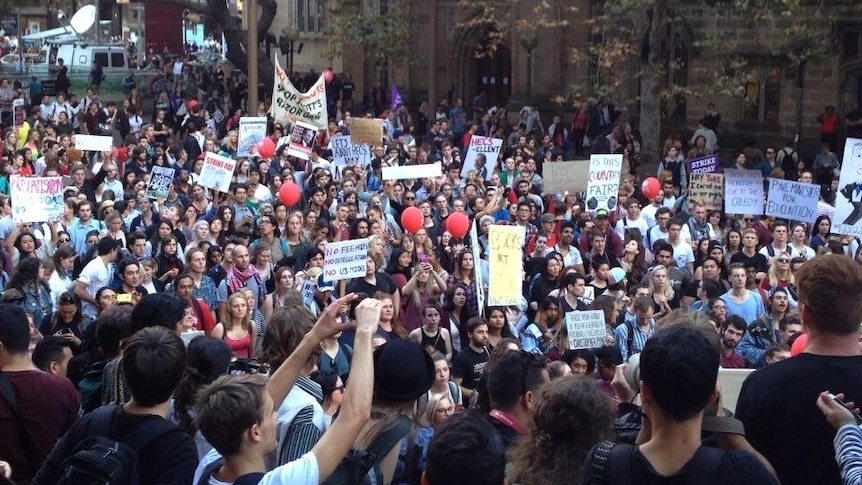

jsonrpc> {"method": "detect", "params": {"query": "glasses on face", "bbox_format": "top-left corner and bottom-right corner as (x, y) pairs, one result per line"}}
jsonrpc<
(743, 218), (754, 222)
(59, 238), (71, 243)
(777, 258), (790, 263)
(405, 196), (416, 200)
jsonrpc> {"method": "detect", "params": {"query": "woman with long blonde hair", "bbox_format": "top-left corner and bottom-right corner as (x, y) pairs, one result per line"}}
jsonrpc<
(648, 265), (677, 316)
(212, 291), (255, 358)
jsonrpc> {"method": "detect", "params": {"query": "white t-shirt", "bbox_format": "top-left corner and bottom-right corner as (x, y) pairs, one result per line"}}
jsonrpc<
(670, 240), (694, 271)
(615, 217), (650, 240)
(78, 257), (112, 318)
(193, 448), (319, 485)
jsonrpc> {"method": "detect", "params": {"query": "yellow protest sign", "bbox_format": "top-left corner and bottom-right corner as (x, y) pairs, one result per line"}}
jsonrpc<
(488, 225), (524, 306)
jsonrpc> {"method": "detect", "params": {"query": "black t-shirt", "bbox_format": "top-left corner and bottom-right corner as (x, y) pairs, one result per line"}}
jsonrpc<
(451, 346), (490, 391)
(736, 353), (862, 485)
(729, 251), (769, 274)
(346, 272), (398, 297)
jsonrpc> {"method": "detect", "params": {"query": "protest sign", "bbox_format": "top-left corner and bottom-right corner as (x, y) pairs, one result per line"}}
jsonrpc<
(198, 152), (237, 193)
(382, 162), (442, 181)
(146, 166), (175, 200)
(565, 310), (607, 349)
(331, 136), (371, 167)
(74, 134), (113, 152)
(724, 169), (764, 215)
(687, 155), (719, 174)
(287, 121), (318, 160)
(585, 154), (623, 213)
(833, 138), (862, 237)
(488, 225), (523, 306)
(301, 279), (317, 310)
(470, 221), (485, 318)
(350, 118), (384, 146)
(717, 369), (755, 414)
(271, 58), (328, 129)
(237, 117), (268, 157)
(460, 136), (503, 179)
(765, 178), (819, 223)
(687, 173), (724, 212)
(13, 99), (24, 128)
(542, 160), (590, 194)
(322, 238), (369, 283)
(10, 176), (64, 223)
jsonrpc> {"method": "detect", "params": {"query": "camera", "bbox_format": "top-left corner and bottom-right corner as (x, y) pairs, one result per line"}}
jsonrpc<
(229, 358), (270, 375)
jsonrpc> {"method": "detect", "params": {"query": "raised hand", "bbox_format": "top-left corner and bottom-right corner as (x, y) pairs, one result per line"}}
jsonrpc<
(310, 293), (358, 342)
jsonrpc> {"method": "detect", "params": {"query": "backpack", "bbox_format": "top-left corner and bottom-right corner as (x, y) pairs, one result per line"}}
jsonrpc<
(55, 405), (178, 485)
(322, 415), (412, 485)
(588, 441), (724, 484)
(197, 458), (263, 485)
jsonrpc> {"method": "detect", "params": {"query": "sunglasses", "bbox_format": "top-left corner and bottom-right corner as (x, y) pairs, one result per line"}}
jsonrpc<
(777, 258), (790, 263)
(58, 238), (71, 243)
(743, 218), (754, 222)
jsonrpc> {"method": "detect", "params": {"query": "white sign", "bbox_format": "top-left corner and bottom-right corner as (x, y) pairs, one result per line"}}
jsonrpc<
(585, 154), (623, 213)
(198, 152), (237, 193)
(301, 279), (317, 310)
(461, 136), (503, 179)
(834, 138), (862, 237)
(331, 136), (371, 167)
(322, 238), (370, 283)
(74, 134), (113, 152)
(724, 169), (764, 215)
(382, 162), (443, 181)
(287, 120), (318, 161)
(470, 221), (484, 318)
(566, 310), (607, 349)
(10, 176), (64, 223)
(237, 117), (268, 158)
(765, 178), (819, 223)
(271, 58), (328, 130)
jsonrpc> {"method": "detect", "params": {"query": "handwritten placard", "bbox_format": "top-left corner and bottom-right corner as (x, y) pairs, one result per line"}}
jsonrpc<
(585, 154), (623, 213)
(724, 169), (763, 215)
(765, 178), (819, 223)
(566, 310), (607, 349)
(322, 238), (369, 283)
(10, 176), (64, 223)
(488, 225), (523, 306)
(460, 136), (503, 179)
(542, 160), (590, 194)
(688, 155), (719, 174)
(687, 173), (724, 212)
(198, 152), (237, 193)
(331, 136), (371, 167)
(350, 118), (384, 146)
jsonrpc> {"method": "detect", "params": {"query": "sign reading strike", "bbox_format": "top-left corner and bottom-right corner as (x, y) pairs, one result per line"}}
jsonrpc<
(687, 173), (724, 212)
(566, 310), (607, 350)
(11, 176), (64, 223)
(461, 136), (503, 179)
(146, 166), (175, 200)
(271, 58), (328, 130)
(585, 154), (623, 213)
(198, 152), (237, 193)
(688, 155), (719, 174)
(331, 136), (371, 167)
(724, 169), (764, 215)
(488, 225), (523, 306)
(765, 178), (819, 223)
(322, 238), (370, 283)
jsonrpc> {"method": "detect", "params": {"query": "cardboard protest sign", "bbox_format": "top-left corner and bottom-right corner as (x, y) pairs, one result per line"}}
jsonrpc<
(488, 225), (523, 306)
(237, 117), (268, 157)
(542, 160), (590, 194)
(687, 173), (724, 212)
(724, 169), (764, 215)
(461, 136), (503, 179)
(832, 138), (862, 237)
(331, 136), (371, 167)
(10, 176), (64, 223)
(565, 310), (607, 349)
(322, 238), (370, 283)
(765, 178), (819, 223)
(287, 121), (318, 161)
(687, 155), (719, 174)
(350, 118), (384, 146)
(382, 162), (442, 180)
(146, 166), (175, 200)
(271, 58), (328, 129)
(198, 152), (237, 193)
(585, 154), (623, 213)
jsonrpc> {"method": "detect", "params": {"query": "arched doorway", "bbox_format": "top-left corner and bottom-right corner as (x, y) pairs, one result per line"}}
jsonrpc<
(475, 45), (512, 107)
(453, 26), (512, 112)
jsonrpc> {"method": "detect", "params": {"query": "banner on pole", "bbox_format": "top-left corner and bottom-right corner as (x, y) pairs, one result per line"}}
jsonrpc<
(271, 57), (328, 130)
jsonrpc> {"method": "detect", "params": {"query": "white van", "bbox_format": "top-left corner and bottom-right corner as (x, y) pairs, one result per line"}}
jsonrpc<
(45, 43), (129, 73)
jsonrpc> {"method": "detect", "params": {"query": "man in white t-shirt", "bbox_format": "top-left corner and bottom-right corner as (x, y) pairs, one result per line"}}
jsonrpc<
(758, 221), (792, 264)
(667, 218), (694, 275)
(615, 198), (650, 241)
(193, 296), (380, 485)
(73, 237), (118, 321)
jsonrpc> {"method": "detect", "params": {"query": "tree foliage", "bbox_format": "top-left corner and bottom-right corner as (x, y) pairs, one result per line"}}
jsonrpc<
(323, 0), (412, 66)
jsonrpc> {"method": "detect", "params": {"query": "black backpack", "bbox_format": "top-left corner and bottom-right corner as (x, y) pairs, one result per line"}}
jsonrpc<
(55, 405), (178, 485)
(588, 441), (723, 484)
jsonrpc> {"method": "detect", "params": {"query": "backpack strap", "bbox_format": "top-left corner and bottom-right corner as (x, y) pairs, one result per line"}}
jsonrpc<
(590, 441), (636, 484)
(365, 414), (412, 460)
(625, 320), (636, 359)
(197, 457), (224, 485)
(87, 405), (180, 452)
(590, 440), (616, 484)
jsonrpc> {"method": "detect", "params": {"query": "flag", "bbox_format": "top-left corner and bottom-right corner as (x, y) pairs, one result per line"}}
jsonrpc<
(390, 82), (402, 110)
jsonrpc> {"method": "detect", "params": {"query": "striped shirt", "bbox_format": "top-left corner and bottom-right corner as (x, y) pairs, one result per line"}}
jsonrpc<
(834, 424), (862, 485)
(614, 317), (656, 360)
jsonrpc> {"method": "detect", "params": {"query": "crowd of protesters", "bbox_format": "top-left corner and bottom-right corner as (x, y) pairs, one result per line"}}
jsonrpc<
(1, 59), (862, 485)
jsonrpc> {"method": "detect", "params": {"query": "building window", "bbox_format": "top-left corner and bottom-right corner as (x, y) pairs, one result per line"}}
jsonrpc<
(843, 31), (861, 63)
(742, 60), (782, 125)
(297, 0), (323, 33)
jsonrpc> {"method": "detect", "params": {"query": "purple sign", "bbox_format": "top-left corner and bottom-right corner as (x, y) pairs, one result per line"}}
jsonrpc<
(688, 155), (719, 174)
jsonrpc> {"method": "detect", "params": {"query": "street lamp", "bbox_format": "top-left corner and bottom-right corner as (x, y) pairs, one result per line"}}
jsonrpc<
(279, 27), (303, 74)
(520, 31), (538, 104)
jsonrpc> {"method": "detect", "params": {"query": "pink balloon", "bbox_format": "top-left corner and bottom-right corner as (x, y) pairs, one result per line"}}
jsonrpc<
(258, 137), (276, 159)
(641, 177), (661, 199)
(400, 206), (424, 234)
(445, 212), (470, 239)
(278, 182), (301, 207)
(790, 333), (808, 356)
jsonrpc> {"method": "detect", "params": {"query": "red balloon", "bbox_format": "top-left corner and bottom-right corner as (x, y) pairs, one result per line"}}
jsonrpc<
(445, 212), (470, 239)
(323, 69), (335, 83)
(278, 182), (301, 207)
(400, 206), (424, 234)
(187, 99), (198, 111)
(258, 137), (276, 159)
(641, 177), (661, 199)
(790, 333), (808, 356)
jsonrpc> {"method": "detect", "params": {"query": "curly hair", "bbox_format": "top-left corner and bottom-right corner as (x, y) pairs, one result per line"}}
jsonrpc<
(507, 376), (615, 485)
